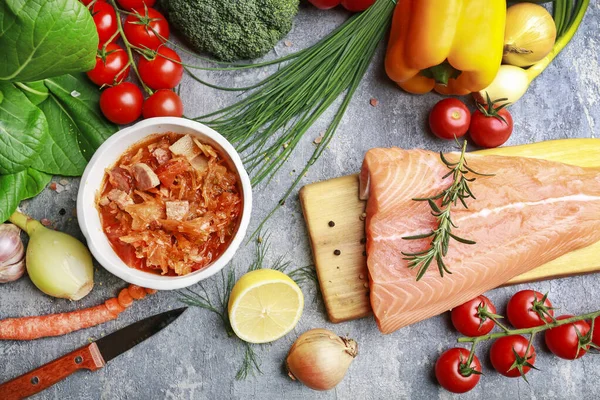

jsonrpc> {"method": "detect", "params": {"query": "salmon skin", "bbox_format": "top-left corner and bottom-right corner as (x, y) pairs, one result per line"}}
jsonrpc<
(359, 148), (600, 334)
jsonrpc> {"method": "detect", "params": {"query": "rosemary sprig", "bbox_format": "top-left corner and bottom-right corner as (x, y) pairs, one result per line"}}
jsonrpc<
(402, 141), (490, 281)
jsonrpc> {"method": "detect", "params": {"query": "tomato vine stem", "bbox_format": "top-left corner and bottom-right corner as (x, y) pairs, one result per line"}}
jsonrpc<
(458, 310), (600, 344)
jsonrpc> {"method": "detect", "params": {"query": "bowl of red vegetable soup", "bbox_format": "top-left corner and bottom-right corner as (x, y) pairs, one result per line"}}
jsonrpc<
(77, 117), (252, 290)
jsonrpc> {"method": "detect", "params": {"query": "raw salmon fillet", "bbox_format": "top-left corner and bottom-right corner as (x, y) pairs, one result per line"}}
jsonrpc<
(359, 148), (600, 334)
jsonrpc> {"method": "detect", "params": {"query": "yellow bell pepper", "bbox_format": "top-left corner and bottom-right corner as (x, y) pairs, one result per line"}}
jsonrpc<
(385, 0), (506, 95)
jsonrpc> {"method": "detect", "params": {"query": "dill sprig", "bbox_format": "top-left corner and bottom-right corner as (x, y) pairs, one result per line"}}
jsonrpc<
(178, 268), (236, 336)
(402, 141), (490, 281)
(236, 342), (262, 381)
(177, 232), (307, 379)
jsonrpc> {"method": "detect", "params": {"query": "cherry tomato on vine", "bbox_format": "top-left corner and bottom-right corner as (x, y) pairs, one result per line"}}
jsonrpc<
(469, 99), (513, 148)
(545, 315), (591, 360)
(506, 290), (554, 329)
(100, 82), (144, 124)
(435, 348), (481, 394)
(138, 47), (183, 90)
(451, 295), (498, 337)
(428, 98), (470, 140)
(142, 90), (184, 119)
(308, 0), (340, 9)
(86, 44), (130, 86)
(123, 7), (169, 50)
(490, 335), (536, 378)
(91, 1), (118, 45)
(341, 0), (376, 12)
(80, 0), (103, 5)
(116, 0), (156, 10)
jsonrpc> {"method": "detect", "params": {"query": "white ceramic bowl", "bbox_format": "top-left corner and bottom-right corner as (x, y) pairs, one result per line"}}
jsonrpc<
(77, 117), (252, 290)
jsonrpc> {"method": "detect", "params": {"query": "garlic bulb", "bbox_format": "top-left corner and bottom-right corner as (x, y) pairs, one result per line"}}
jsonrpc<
(286, 328), (358, 391)
(0, 223), (26, 283)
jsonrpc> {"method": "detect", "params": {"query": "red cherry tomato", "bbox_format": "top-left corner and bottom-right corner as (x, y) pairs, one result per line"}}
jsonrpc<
(91, 1), (118, 45)
(142, 90), (184, 119)
(435, 348), (481, 394)
(80, 0), (103, 5)
(100, 82), (144, 125)
(86, 44), (130, 86)
(545, 315), (591, 360)
(138, 47), (183, 90)
(116, 0), (156, 10)
(123, 8), (169, 50)
(490, 335), (536, 378)
(341, 0), (376, 12)
(428, 98), (470, 140)
(592, 316), (600, 346)
(308, 0), (340, 9)
(451, 295), (497, 337)
(506, 290), (554, 329)
(469, 105), (513, 148)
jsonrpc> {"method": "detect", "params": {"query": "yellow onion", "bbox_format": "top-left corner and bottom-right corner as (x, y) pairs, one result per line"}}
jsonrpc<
(503, 3), (556, 67)
(286, 328), (358, 391)
(9, 211), (94, 300)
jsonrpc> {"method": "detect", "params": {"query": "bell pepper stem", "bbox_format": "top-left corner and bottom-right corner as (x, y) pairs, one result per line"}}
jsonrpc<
(421, 61), (461, 86)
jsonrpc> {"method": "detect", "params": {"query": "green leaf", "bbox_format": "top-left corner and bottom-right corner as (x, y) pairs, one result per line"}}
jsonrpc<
(0, 168), (50, 222)
(43, 73), (118, 161)
(15, 81), (48, 105)
(0, 0), (98, 82)
(0, 82), (46, 174)
(31, 94), (89, 176)
(22, 168), (51, 199)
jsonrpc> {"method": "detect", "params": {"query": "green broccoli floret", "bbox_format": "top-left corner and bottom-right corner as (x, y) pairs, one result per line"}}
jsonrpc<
(161, 0), (299, 62)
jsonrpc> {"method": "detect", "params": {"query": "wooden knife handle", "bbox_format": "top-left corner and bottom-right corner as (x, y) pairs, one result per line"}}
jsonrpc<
(0, 342), (105, 400)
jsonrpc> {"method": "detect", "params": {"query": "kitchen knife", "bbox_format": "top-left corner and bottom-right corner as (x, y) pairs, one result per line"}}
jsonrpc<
(0, 307), (186, 400)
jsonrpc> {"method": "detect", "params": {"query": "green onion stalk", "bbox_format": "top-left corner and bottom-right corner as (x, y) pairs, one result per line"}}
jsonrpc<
(177, 0), (396, 232)
(476, 0), (589, 104)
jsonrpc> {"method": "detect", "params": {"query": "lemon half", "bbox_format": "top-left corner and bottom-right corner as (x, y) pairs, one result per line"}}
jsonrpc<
(228, 269), (304, 344)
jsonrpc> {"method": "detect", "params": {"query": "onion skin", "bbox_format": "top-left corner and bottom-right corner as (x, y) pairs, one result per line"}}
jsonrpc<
(503, 3), (556, 67)
(286, 328), (358, 391)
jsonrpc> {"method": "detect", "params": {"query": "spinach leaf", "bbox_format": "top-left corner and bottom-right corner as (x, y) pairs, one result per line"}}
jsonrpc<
(15, 81), (49, 105)
(0, 168), (50, 222)
(31, 94), (89, 176)
(23, 168), (52, 199)
(0, 82), (46, 174)
(0, 0), (98, 82)
(43, 74), (118, 161)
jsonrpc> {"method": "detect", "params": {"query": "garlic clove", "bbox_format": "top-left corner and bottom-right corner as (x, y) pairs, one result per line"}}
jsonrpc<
(0, 224), (24, 268)
(0, 258), (26, 283)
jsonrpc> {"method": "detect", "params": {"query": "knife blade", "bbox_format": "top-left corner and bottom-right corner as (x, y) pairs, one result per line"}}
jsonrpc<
(0, 307), (186, 400)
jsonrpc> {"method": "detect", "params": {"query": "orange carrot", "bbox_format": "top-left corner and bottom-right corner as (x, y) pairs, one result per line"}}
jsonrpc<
(128, 285), (147, 300)
(0, 285), (157, 341)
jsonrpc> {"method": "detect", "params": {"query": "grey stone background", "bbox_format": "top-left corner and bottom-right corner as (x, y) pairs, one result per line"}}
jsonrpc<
(2, 3), (600, 399)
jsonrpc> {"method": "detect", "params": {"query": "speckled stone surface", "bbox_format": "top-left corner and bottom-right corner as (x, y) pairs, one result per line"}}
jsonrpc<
(2, 4), (600, 400)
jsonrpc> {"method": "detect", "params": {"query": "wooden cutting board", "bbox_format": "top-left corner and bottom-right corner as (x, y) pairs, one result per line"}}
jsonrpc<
(300, 139), (600, 323)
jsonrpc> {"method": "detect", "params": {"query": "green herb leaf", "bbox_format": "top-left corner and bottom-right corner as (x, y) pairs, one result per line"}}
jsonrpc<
(43, 74), (118, 161)
(0, 82), (46, 174)
(0, 168), (51, 222)
(22, 168), (52, 199)
(0, 0), (98, 82)
(15, 81), (49, 105)
(31, 93), (90, 176)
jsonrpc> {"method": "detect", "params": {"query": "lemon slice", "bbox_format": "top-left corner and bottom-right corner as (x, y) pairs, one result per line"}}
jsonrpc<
(228, 269), (304, 344)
